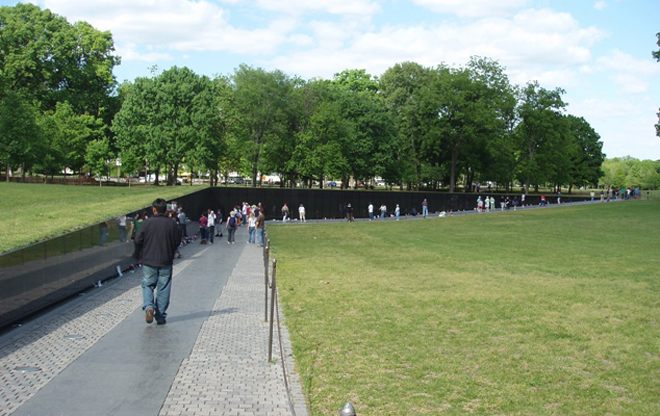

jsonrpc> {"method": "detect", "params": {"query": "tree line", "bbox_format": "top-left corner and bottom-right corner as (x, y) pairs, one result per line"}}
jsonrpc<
(600, 157), (660, 190)
(0, 4), (617, 193)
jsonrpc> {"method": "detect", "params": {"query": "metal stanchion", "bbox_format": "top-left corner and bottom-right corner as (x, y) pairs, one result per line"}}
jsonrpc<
(264, 242), (269, 322)
(268, 258), (277, 362)
(340, 402), (356, 415)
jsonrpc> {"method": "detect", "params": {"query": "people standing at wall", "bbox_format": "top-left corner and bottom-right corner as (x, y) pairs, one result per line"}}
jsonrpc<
(242, 202), (248, 225)
(256, 209), (266, 247)
(395, 204), (400, 221)
(590, 191), (595, 202)
(247, 212), (256, 244)
(299, 204), (306, 222)
(477, 196), (483, 212)
(422, 199), (428, 218)
(133, 198), (182, 326)
(167, 210), (183, 258)
(215, 209), (223, 237)
(199, 212), (208, 244)
(380, 204), (387, 219)
(490, 196), (495, 211)
(368, 202), (374, 220)
(226, 211), (237, 244)
(207, 209), (216, 244)
(557, 191), (562, 204)
(282, 203), (290, 222)
(177, 208), (188, 238)
(346, 204), (354, 222)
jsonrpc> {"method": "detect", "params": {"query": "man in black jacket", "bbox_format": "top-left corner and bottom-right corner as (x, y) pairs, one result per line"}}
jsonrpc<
(134, 198), (181, 325)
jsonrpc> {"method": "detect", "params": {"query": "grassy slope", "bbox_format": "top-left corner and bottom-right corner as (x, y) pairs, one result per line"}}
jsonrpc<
(269, 201), (660, 415)
(0, 182), (195, 253)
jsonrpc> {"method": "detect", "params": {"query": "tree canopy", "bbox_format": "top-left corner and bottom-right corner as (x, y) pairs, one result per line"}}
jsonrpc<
(0, 3), (616, 193)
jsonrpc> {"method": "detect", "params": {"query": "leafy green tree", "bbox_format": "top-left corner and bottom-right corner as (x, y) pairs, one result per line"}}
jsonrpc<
(515, 81), (566, 193)
(420, 64), (504, 192)
(467, 57), (518, 191)
(48, 101), (104, 176)
(230, 64), (294, 186)
(113, 67), (220, 185)
(379, 62), (433, 189)
(0, 4), (119, 115)
(565, 115), (605, 190)
(291, 80), (352, 187)
(332, 70), (396, 188)
(85, 138), (112, 183)
(0, 91), (41, 181)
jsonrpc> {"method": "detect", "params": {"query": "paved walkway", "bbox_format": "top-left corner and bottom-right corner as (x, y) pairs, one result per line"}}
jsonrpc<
(0, 227), (307, 416)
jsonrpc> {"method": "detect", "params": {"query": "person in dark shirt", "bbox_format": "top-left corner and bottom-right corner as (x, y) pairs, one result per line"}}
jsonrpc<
(134, 198), (182, 325)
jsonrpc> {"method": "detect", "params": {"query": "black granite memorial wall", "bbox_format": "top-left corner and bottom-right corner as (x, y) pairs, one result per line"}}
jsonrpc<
(0, 186), (586, 330)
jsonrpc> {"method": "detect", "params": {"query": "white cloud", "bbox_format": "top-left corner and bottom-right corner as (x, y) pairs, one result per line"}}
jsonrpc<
(596, 50), (660, 94)
(412, 0), (528, 18)
(116, 43), (174, 63)
(269, 9), (606, 83)
(569, 97), (660, 159)
(41, 0), (292, 60)
(254, 0), (381, 16)
(597, 50), (659, 75)
(594, 1), (606, 10)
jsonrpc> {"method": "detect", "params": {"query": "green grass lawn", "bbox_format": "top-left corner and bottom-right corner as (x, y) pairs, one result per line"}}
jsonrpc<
(0, 182), (195, 253)
(268, 201), (660, 415)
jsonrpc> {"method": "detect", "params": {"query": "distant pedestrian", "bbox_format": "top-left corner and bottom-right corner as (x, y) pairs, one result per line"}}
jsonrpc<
(167, 211), (183, 259)
(380, 204), (387, 219)
(199, 212), (208, 244)
(395, 204), (400, 221)
(368, 202), (374, 221)
(226, 211), (237, 244)
(247, 212), (256, 244)
(134, 198), (182, 325)
(422, 199), (428, 218)
(299, 204), (306, 222)
(207, 209), (216, 244)
(256, 209), (266, 246)
(282, 203), (290, 222)
(346, 204), (354, 222)
(177, 209), (188, 237)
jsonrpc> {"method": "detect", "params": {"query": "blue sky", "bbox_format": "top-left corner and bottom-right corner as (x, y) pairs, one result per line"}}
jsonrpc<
(5, 0), (660, 160)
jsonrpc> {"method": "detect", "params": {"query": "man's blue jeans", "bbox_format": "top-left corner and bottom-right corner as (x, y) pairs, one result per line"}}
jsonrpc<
(258, 228), (265, 246)
(248, 226), (256, 243)
(142, 265), (172, 323)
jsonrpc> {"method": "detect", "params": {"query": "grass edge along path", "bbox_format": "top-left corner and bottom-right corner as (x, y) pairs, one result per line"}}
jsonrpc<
(268, 201), (660, 415)
(0, 182), (195, 254)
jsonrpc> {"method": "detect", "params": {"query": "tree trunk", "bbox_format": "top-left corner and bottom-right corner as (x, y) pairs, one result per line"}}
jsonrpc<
(449, 145), (459, 193)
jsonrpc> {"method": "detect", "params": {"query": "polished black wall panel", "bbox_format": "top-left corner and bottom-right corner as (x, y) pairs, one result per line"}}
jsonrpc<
(0, 186), (586, 329)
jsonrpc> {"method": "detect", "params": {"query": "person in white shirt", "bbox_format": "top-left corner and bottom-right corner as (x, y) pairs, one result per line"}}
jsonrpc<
(207, 209), (216, 244)
(299, 204), (306, 222)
